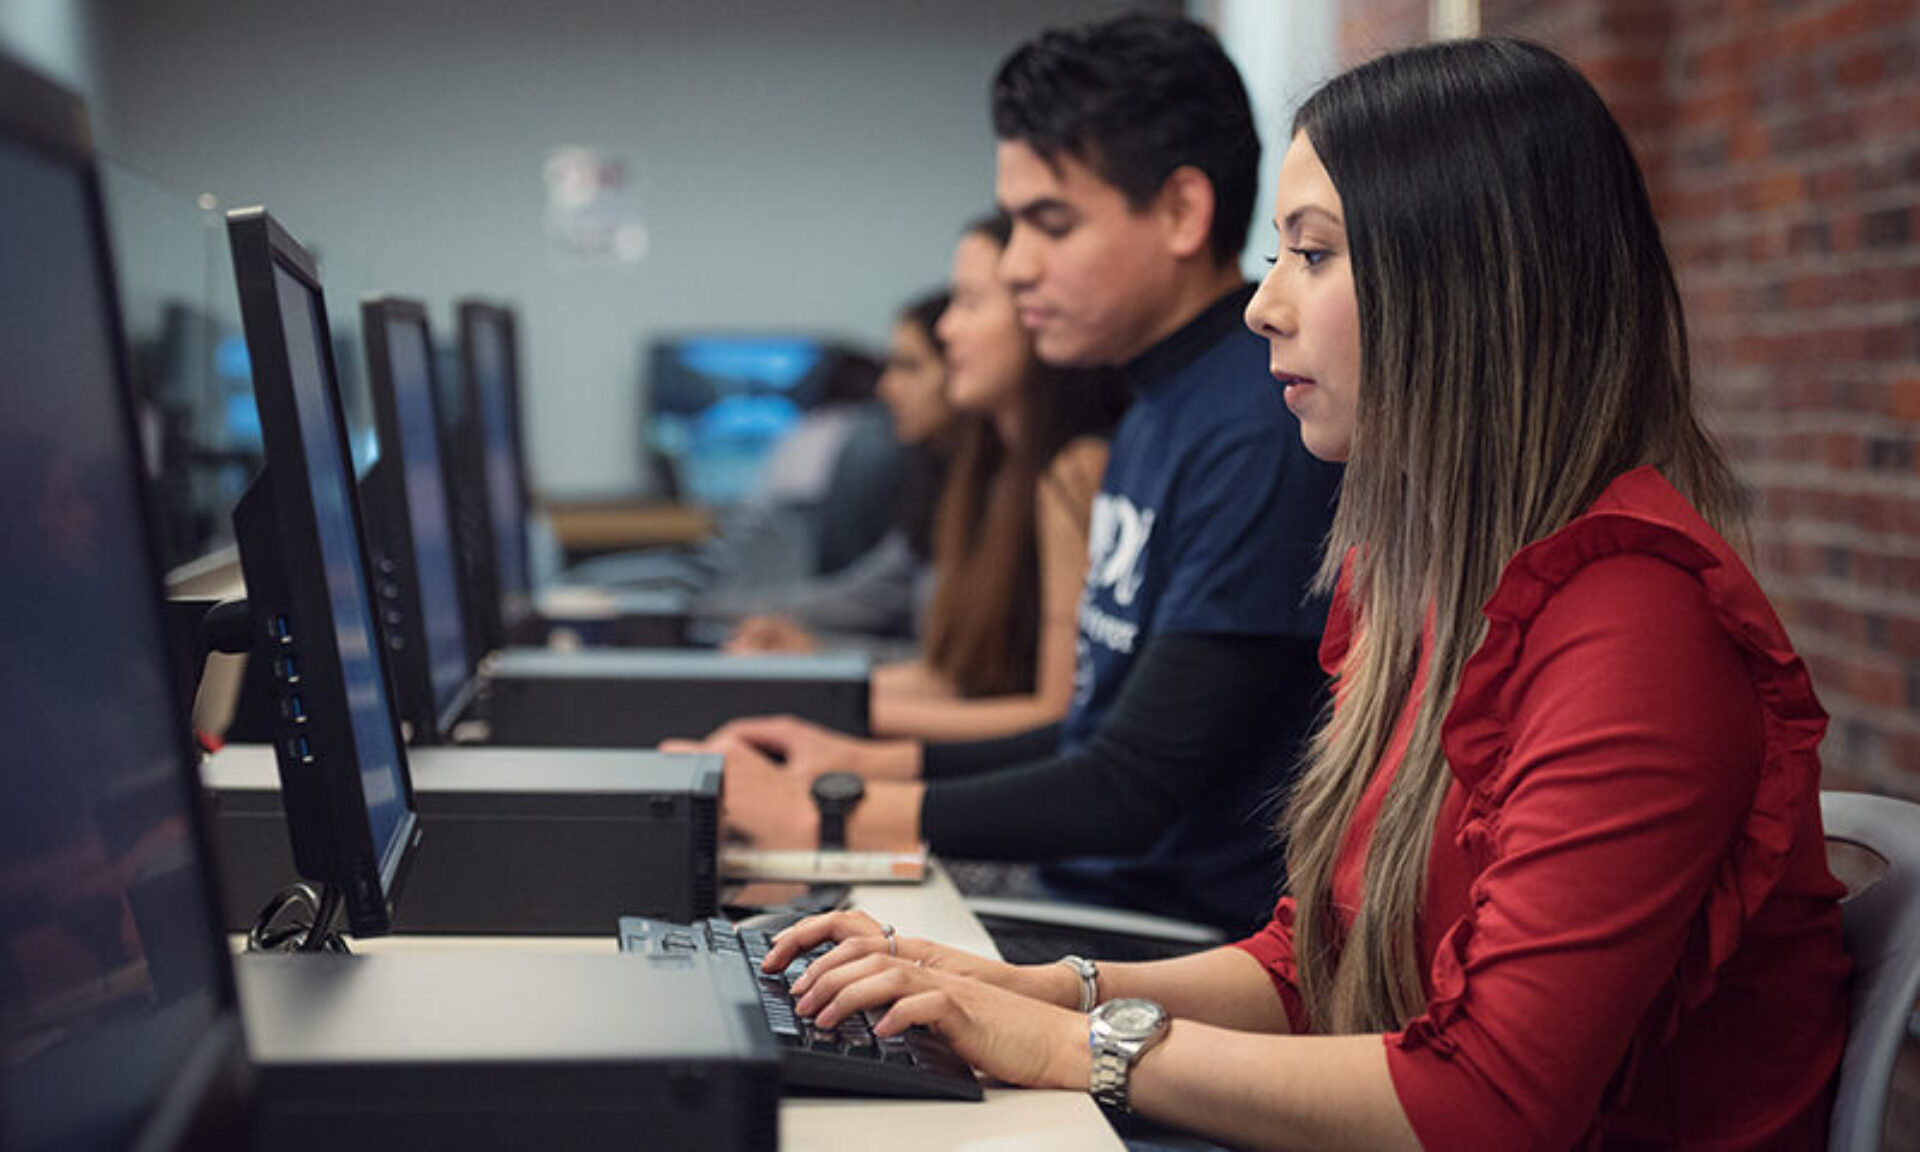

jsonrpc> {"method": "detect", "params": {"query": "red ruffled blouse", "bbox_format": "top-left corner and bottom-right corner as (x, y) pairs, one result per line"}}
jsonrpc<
(1235, 467), (1849, 1150)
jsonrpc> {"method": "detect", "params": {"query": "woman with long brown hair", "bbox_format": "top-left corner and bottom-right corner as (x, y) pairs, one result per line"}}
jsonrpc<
(753, 39), (1849, 1150)
(734, 213), (1126, 742)
(874, 211), (1124, 740)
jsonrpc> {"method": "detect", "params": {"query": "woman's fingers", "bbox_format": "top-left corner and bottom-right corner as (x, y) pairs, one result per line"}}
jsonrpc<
(806, 956), (930, 1029)
(760, 908), (883, 971)
(788, 932), (895, 996)
(870, 987), (957, 1038)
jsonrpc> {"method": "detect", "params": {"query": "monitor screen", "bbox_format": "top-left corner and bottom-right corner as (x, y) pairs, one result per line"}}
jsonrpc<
(273, 268), (411, 867)
(226, 208), (417, 937)
(465, 305), (530, 604)
(365, 302), (472, 722)
(1, 62), (248, 1150)
(645, 334), (822, 505)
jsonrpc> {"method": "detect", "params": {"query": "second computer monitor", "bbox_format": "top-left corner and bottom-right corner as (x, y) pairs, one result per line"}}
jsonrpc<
(227, 206), (420, 938)
(360, 296), (475, 740)
(454, 299), (532, 652)
(645, 332), (825, 506)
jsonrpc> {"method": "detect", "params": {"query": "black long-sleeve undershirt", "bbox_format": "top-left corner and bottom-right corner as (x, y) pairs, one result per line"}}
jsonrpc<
(919, 632), (1326, 860)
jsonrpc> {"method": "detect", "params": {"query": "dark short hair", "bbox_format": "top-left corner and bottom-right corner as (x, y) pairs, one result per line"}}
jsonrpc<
(991, 12), (1259, 267)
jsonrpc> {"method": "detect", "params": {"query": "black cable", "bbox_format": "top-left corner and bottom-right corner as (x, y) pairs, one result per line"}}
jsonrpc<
(298, 886), (346, 953)
(246, 882), (351, 953)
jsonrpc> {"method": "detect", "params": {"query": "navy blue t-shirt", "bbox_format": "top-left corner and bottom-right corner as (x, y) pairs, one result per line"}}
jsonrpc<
(1042, 284), (1343, 922)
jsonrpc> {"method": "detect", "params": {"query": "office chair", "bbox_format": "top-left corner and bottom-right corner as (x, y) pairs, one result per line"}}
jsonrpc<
(962, 894), (1225, 965)
(1822, 790), (1920, 1152)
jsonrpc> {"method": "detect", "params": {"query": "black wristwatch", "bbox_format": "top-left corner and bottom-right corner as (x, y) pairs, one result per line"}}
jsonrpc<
(810, 771), (866, 849)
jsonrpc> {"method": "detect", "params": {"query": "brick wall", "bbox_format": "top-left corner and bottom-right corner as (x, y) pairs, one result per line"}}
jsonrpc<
(1336, 0), (1920, 794)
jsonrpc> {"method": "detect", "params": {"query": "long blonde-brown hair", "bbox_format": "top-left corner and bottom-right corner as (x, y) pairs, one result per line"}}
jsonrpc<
(1283, 39), (1747, 1034)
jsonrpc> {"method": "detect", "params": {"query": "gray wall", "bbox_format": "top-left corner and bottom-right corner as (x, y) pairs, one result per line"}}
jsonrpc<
(90, 0), (1151, 496)
(0, 0), (99, 99)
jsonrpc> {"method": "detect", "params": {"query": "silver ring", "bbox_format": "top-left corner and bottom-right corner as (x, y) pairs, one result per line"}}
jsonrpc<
(880, 922), (897, 957)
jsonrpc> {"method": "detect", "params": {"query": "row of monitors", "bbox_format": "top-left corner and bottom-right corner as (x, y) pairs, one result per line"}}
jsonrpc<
(2, 54), (556, 1148)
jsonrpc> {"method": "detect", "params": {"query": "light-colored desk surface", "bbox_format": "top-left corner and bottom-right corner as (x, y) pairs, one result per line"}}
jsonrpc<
(546, 501), (716, 552)
(352, 862), (1123, 1152)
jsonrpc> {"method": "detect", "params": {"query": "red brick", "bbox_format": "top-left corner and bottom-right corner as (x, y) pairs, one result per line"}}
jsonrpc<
(1852, 658), (1907, 710)
(1583, 50), (1667, 89)
(1889, 732), (1920, 777)
(1826, 431), (1865, 467)
(1892, 378), (1920, 421)
(1597, 1), (1672, 41)
(1857, 89), (1920, 139)
(1728, 122), (1770, 163)
(1889, 615), (1920, 658)
(1825, 0), (1917, 42)
(1833, 43), (1891, 89)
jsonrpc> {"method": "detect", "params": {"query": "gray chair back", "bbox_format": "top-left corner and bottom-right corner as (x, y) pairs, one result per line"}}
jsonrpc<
(1822, 790), (1920, 1152)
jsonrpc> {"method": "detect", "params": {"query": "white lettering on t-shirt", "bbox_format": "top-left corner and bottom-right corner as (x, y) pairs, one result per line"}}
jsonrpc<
(1079, 600), (1140, 654)
(1086, 493), (1154, 608)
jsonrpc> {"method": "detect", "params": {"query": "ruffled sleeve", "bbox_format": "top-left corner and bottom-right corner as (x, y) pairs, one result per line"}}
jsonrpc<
(1230, 897), (1308, 1033)
(1383, 468), (1833, 1151)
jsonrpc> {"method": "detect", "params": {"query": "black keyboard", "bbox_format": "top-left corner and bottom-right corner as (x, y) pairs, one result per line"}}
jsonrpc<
(618, 916), (983, 1101)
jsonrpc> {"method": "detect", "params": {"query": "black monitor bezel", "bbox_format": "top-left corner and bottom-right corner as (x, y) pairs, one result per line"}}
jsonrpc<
(0, 49), (254, 1151)
(360, 294), (476, 741)
(454, 298), (533, 650)
(226, 206), (420, 937)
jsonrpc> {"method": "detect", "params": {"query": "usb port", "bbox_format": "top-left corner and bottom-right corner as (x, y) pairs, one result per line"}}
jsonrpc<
(290, 734), (313, 762)
(274, 655), (300, 683)
(283, 694), (307, 722)
(268, 614), (293, 642)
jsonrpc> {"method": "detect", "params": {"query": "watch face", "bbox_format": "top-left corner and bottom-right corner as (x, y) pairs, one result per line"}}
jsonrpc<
(1101, 999), (1165, 1038)
(812, 771), (864, 805)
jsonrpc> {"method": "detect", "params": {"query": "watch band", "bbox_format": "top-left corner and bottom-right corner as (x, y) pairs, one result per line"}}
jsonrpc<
(1057, 954), (1098, 1012)
(809, 772), (864, 850)
(1089, 1044), (1136, 1112)
(817, 808), (847, 849)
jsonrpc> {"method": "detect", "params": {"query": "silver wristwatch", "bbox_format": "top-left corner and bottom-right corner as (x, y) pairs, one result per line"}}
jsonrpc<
(1088, 998), (1170, 1113)
(1057, 954), (1099, 1012)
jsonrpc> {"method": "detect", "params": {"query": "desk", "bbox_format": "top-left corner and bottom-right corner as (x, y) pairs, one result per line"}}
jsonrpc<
(546, 500), (715, 560)
(353, 862), (1124, 1151)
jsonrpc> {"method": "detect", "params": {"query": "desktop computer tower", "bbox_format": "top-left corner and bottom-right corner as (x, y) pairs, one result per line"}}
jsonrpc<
(218, 645), (869, 749)
(468, 648), (870, 747)
(520, 585), (691, 649)
(236, 950), (778, 1151)
(203, 745), (721, 934)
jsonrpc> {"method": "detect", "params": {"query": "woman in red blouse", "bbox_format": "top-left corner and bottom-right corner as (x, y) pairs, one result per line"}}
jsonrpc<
(761, 38), (1849, 1151)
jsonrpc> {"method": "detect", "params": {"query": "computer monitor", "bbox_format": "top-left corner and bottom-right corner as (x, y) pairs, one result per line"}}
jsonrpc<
(225, 206), (420, 938)
(0, 53), (253, 1150)
(645, 333), (825, 505)
(453, 299), (533, 652)
(359, 296), (476, 741)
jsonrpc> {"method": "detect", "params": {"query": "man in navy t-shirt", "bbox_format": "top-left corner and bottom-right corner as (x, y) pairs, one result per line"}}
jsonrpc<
(702, 13), (1340, 935)
(1038, 279), (1340, 929)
